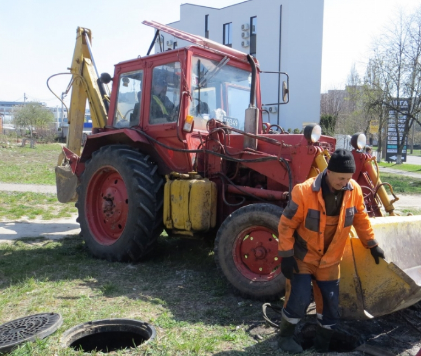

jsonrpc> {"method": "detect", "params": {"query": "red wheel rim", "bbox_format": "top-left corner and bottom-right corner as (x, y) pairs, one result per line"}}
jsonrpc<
(86, 166), (129, 245)
(233, 226), (281, 281)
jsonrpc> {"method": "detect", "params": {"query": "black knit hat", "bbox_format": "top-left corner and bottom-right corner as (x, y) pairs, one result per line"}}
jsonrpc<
(327, 149), (356, 173)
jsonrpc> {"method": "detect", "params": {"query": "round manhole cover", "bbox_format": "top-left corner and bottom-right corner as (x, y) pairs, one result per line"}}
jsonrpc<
(0, 313), (62, 353)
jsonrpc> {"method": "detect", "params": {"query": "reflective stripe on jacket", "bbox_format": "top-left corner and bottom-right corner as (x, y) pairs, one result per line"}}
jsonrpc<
(152, 95), (168, 115)
(278, 171), (378, 268)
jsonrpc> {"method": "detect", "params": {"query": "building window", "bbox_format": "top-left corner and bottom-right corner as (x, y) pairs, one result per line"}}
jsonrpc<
(205, 15), (209, 38)
(250, 16), (257, 56)
(223, 22), (232, 47)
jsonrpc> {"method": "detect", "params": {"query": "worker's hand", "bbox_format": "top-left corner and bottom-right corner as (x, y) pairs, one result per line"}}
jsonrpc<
(370, 246), (385, 264)
(281, 256), (299, 280)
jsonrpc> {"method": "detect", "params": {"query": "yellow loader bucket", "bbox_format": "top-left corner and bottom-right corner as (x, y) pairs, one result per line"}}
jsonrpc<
(340, 215), (421, 320)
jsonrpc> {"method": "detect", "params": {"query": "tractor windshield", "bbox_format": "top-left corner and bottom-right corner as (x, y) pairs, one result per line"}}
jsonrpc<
(190, 56), (251, 131)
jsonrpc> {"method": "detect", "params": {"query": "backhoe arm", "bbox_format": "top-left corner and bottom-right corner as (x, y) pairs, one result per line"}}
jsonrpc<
(66, 27), (108, 156)
(56, 27), (108, 203)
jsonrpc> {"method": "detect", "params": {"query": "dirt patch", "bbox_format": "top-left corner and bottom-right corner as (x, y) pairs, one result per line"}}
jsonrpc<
(259, 301), (421, 355)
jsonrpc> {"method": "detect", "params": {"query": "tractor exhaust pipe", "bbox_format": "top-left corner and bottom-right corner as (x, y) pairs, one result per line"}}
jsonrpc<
(244, 55), (259, 150)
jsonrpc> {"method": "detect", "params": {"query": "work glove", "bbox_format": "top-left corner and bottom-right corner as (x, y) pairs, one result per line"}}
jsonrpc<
(281, 256), (299, 280)
(370, 245), (385, 264)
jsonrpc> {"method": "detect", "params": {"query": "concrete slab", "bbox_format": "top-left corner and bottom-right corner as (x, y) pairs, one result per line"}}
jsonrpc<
(0, 183), (56, 194)
(0, 215), (80, 242)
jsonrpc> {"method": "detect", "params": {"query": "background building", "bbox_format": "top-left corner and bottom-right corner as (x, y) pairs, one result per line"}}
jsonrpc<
(0, 101), (25, 124)
(0, 101), (68, 125)
(156, 0), (324, 130)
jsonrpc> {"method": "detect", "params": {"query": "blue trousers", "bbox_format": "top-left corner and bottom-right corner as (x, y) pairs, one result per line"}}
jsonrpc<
(283, 274), (340, 328)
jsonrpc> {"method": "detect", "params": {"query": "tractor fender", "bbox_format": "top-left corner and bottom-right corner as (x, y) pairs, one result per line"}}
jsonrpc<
(80, 129), (152, 163)
(56, 129), (171, 204)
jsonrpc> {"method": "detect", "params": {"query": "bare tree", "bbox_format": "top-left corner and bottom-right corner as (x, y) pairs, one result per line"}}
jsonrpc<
(329, 65), (369, 136)
(342, 66), (369, 135)
(359, 59), (389, 160)
(366, 7), (421, 163)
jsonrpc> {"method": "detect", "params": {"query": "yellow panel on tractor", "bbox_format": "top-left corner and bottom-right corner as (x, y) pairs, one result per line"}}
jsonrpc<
(164, 173), (217, 235)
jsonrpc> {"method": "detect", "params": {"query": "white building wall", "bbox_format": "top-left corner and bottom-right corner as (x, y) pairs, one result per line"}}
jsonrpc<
(161, 0), (323, 131)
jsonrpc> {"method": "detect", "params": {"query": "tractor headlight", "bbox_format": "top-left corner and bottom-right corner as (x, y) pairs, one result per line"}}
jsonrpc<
(351, 132), (366, 150)
(304, 124), (322, 143)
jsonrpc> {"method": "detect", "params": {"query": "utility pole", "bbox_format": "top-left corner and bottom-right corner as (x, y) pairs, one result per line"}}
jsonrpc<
(61, 93), (65, 127)
(24, 93), (27, 104)
(60, 92), (67, 140)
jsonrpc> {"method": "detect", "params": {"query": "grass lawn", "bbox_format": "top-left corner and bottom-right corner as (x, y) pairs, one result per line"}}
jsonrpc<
(1, 232), (421, 355)
(407, 149), (421, 156)
(0, 192), (77, 221)
(378, 161), (421, 173)
(379, 173), (421, 194)
(0, 235), (285, 356)
(0, 143), (61, 185)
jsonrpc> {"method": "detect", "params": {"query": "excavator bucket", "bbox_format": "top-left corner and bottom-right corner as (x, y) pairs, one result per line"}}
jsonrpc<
(340, 215), (421, 320)
(55, 165), (78, 203)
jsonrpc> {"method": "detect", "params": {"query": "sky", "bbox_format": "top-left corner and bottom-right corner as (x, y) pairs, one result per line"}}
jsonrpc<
(0, 0), (420, 108)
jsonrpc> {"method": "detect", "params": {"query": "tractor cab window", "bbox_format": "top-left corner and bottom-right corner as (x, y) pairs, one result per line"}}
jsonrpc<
(113, 70), (143, 128)
(149, 62), (181, 124)
(190, 56), (251, 131)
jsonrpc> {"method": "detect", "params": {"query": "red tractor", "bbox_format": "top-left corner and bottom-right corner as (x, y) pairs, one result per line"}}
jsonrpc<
(53, 23), (421, 319)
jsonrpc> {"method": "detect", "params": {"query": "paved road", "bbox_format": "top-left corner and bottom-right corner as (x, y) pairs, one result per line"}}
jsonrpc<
(0, 183), (56, 194)
(377, 154), (421, 178)
(0, 217), (80, 242)
(406, 155), (421, 165)
(378, 166), (421, 179)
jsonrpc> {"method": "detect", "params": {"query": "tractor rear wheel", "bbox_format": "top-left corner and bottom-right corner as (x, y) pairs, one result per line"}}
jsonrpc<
(76, 145), (163, 262)
(214, 203), (285, 300)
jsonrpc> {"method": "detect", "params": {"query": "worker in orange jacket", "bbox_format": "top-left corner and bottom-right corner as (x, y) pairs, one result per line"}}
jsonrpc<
(277, 149), (385, 353)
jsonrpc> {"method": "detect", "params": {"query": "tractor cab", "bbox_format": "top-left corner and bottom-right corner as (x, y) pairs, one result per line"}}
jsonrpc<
(106, 45), (260, 174)
(109, 46), (257, 132)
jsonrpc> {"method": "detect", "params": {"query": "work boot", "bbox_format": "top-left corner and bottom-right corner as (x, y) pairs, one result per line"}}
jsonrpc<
(278, 318), (303, 354)
(314, 324), (335, 352)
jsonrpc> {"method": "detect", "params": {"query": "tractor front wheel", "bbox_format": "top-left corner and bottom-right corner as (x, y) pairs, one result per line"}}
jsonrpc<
(214, 203), (285, 300)
(76, 145), (163, 262)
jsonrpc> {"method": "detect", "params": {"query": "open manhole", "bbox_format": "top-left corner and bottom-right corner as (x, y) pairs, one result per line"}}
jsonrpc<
(61, 318), (156, 353)
(299, 323), (364, 352)
(0, 313), (62, 353)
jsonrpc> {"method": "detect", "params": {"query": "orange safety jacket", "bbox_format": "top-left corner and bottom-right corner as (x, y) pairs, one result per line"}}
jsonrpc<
(278, 171), (378, 268)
